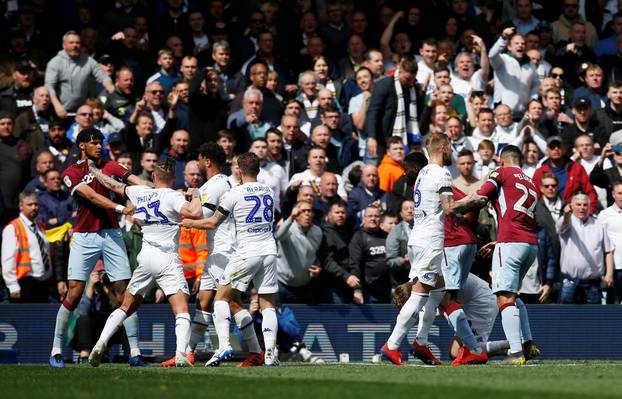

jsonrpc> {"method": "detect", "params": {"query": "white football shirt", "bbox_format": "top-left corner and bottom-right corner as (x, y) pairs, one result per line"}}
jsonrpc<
(199, 173), (234, 256)
(458, 273), (498, 341)
(408, 164), (453, 249)
(258, 161), (288, 211)
(219, 182), (277, 258)
(126, 186), (187, 252)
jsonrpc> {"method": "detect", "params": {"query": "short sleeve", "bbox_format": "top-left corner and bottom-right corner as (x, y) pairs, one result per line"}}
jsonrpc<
(477, 169), (501, 199)
(62, 167), (85, 195)
(168, 191), (188, 214)
(437, 169), (453, 196)
(219, 190), (236, 214)
(125, 186), (139, 203)
(103, 161), (131, 181)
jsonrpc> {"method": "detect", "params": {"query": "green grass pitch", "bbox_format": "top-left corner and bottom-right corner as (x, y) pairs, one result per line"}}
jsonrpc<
(2, 361), (621, 399)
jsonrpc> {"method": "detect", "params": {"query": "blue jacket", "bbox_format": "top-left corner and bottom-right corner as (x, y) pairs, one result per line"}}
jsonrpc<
(37, 189), (76, 229)
(347, 184), (386, 225)
(537, 227), (559, 285)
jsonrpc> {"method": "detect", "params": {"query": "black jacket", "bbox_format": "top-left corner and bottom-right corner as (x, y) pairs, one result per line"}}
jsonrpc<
(535, 197), (563, 272)
(560, 120), (608, 150)
(188, 69), (228, 150)
(594, 101), (622, 139)
(348, 227), (390, 302)
(590, 160), (622, 206)
(319, 221), (352, 292)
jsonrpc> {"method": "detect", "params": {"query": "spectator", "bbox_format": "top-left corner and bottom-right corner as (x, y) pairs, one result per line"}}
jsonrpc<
(45, 120), (72, 167)
(289, 146), (347, 199)
(99, 67), (135, 120)
(26, 151), (55, 192)
(249, 138), (288, 213)
(364, 57), (423, 158)
(45, 31), (114, 117)
(557, 193), (614, 304)
(142, 81), (167, 134)
(297, 71), (319, 124)
(276, 200), (323, 303)
(522, 140), (541, 177)
(313, 55), (343, 108)
(378, 137), (405, 193)
(162, 129), (191, 189)
(387, 151), (428, 213)
(597, 180), (622, 303)
(600, 32), (622, 82)
(348, 164), (385, 223)
(167, 81), (190, 131)
(317, 1), (351, 61)
(244, 61), (283, 127)
(385, 199), (414, 287)
(146, 49), (179, 95)
(415, 38), (439, 94)
(177, 160), (204, 191)
(66, 104), (95, 143)
(211, 41), (245, 106)
(0, 112), (31, 221)
(594, 81), (622, 138)
(534, 135), (598, 214)
(469, 108), (511, 150)
(348, 67), (373, 156)
(137, 149), (158, 183)
(187, 67), (228, 149)
(574, 134), (610, 209)
(1, 191), (52, 302)
(553, 23), (597, 89)
(14, 86), (53, 152)
(590, 133), (622, 206)
(573, 64), (606, 109)
(318, 105), (357, 171)
(552, 1), (598, 49)
(0, 60), (35, 118)
(513, 0), (540, 35)
(494, 104), (518, 138)
(453, 149), (481, 195)
(243, 31), (295, 95)
(473, 139), (498, 181)
(227, 87), (272, 153)
(450, 37), (488, 101)
(595, 12), (622, 58)
(312, 172), (341, 224)
(349, 205), (389, 304)
(319, 200), (358, 304)
(37, 168), (75, 229)
(489, 27), (539, 115)
(561, 96), (608, 153)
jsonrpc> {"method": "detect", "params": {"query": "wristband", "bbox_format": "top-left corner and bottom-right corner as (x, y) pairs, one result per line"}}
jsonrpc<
(115, 204), (125, 214)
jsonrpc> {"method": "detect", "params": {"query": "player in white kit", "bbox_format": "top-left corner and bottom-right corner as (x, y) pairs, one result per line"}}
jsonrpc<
(183, 153), (280, 367)
(87, 158), (203, 367)
(382, 133), (486, 366)
(161, 143), (265, 367)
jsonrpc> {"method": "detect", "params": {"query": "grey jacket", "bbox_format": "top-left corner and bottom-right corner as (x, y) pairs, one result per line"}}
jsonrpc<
(385, 220), (411, 286)
(276, 218), (323, 287)
(45, 50), (111, 111)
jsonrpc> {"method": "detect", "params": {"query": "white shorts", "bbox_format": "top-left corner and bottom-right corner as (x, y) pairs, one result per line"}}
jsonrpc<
(442, 244), (477, 290)
(221, 253), (278, 294)
(199, 252), (229, 291)
(408, 244), (444, 286)
(492, 243), (538, 294)
(128, 245), (189, 297)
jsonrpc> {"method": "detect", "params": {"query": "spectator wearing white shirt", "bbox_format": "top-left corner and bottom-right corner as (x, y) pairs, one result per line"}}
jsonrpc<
(1, 191), (52, 302)
(416, 38), (438, 94)
(557, 193), (614, 304)
(450, 36), (488, 101)
(573, 134), (611, 210)
(289, 146), (347, 199)
(597, 181), (622, 303)
(469, 108), (513, 150)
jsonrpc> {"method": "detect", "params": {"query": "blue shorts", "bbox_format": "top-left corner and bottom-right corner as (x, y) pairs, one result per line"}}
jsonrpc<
(442, 244), (476, 290)
(68, 229), (131, 282)
(491, 243), (538, 294)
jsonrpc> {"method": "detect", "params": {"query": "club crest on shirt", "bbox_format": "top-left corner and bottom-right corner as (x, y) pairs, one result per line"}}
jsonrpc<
(63, 176), (72, 188)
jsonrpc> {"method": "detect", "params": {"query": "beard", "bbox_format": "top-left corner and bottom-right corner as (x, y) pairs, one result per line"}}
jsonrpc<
(443, 152), (452, 166)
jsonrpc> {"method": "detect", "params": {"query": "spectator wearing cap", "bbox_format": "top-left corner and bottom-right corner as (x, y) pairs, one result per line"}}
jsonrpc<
(557, 192), (614, 304)
(99, 67), (136, 120)
(488, 27), (539, 115)
(597, 180), (622, 303)
(1, 191), (53, 302)
(0, 112), (31, 222)
(594, 80), (622, 139)
(25, 151), (55, 192)
(590, 131), (622, 206)
(14, 86), (53, 152)
(553, 22), (596, 89)
(94, 54), (114, 95)
(572, 64), (606, 109)
(560, 96), (608, 151)
(106, 133), (125, 163)
(0, 60), (35, 117)
(533, 135), (598, 214)
(45, 31), (114, 118)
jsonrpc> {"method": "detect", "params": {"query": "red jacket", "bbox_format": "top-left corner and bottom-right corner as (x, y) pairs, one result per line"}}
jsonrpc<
(532, 159), (598, 214)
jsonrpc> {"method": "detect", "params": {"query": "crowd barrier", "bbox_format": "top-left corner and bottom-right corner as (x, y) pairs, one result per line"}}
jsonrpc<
(1, 304), (621, 363)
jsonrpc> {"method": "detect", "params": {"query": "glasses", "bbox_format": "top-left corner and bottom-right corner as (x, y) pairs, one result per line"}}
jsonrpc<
(78, 112), (93, 117)
(542, 184), (558, 188)
(615, 152), (622, 156)
(550, 73), (564, 79)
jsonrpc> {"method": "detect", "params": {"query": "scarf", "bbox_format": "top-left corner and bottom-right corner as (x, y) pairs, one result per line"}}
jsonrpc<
(392, 68), (419, 147)
(301, 93), (318, 120)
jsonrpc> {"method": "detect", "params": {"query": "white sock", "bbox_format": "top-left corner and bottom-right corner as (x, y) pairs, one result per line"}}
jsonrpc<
(445, 305), (481, 353)
(261, 308), (278, 350)
(387, 292), (429, 350)
(485, 340), (510, 355)
(515, 298), (533, 342)
(175, 313), (191, 354)
(123, 313), (141, 357)
(188, 310), (211, 352)
(213, 300), (232, 349)
(51, 303), (73, 356)
(96, 308), (127, 349)
(501, 304), (523, 354)
(416, 289), (443, 346)
(234, 309), (262, 353)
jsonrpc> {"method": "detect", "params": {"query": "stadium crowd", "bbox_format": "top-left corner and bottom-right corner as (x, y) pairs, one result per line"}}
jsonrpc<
(2, 0), (622, 308)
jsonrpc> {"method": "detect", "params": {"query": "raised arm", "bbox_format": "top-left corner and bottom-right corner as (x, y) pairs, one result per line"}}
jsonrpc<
(380, 11), (403, 60)
(180, 189), (202, 219)
(473, 35), (489, 80)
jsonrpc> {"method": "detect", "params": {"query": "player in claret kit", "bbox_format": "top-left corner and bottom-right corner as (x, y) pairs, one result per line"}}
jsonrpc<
(49, 127), (148, 368)
(381, 133), (486, 366)
(88, 158), (202, 368)
(183, 153), (280, 367)
(476, 145), (541, 365)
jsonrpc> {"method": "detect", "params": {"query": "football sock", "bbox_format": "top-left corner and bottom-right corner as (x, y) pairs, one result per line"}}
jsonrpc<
(188, 310), (211, 352)
(515, 298), (533, 342)
(486, 340), (510, 356)
(444, 303), (482, 354)
(415, 289), (443, 346)
(175, 313), (191, 354)
(213, 300), (232, 349)
(387, 292), (429, 350)
(261, 307), (278, 349)
(234, 309), (262, 353)
(51, 301), (74, 356)
(500, 304), (523, 354)
(96, 308), (127, 349)
(123, 313), (141, 357)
